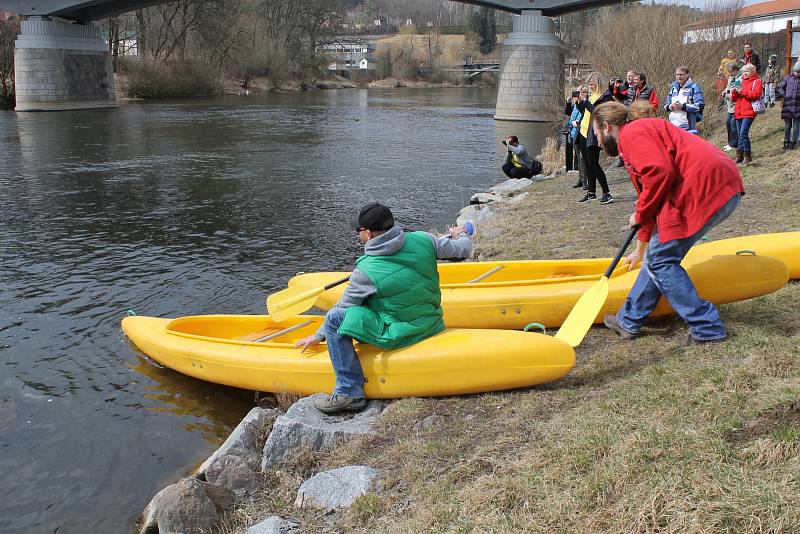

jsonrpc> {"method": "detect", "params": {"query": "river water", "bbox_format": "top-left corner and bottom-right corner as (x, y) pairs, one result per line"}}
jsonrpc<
(0, 88), (550, 533)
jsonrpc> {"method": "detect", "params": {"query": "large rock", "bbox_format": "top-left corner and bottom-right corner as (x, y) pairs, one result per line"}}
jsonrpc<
(204, 454), (264, 497)
(261, 395), (383, 470)
(139, 478), (235, 534)
(246, 516), (300, 534)
(294, 466), (379, 510)
(198, 406), (280, 476)
(456, 203), (495, 227)
(489, 178), (533, 197)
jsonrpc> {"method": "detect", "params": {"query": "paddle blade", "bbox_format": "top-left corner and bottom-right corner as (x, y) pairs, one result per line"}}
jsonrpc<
(555, 277), (610, 348)
(266, 284), (324, 323)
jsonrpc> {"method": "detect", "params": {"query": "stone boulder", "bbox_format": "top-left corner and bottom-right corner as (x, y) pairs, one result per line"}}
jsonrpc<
(204, 454), (264, 497)
(197, 406), (280, 476)
(261, 395), (383, 470)
(139, 477), (235, 534)
(456, 203), (495, 227)
(488, 178), (533, 197)
(246, 516), (300, 534)
(294, 466), (379, 510)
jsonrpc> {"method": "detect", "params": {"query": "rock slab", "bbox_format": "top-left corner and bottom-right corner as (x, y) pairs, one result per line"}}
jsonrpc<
(294, 465), (379, 509)
(489, 177), (533, 197)
(246, 516), (300, 534)
(198, 406), (280, 476)
(261, 395), (383, 470)
(139, 477), (235, 534)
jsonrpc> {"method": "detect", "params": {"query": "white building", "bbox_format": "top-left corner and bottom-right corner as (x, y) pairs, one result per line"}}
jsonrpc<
(685, 0), (800, 43)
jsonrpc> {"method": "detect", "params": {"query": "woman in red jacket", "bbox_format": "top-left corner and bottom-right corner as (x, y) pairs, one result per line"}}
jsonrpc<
(731, 63), (763, 165)
(590, 102), (745, 345)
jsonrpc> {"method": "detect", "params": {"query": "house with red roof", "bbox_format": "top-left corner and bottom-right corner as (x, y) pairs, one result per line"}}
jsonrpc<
(685, 0), (800, 43)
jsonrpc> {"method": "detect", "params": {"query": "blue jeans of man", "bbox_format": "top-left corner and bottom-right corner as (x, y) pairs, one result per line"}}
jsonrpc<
(616, 193), (742, 341)
(726, 112), (738, 148)
(323, 307), (365, 398)
(736, 117), (754, 151)
(785, 118), (800, 144)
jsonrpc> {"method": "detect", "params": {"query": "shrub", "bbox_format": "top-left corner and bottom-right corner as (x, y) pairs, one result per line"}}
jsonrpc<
(121, 58), (224, 98)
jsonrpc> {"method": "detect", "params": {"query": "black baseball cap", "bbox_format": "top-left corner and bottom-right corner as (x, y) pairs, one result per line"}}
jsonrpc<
(355, 202), (394, 231)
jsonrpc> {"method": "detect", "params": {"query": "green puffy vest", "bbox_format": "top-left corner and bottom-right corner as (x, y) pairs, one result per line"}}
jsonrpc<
(338, 231), (445, 349)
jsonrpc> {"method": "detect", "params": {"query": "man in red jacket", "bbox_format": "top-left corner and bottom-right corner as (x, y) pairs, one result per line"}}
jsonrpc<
(590, 102), (745, 345)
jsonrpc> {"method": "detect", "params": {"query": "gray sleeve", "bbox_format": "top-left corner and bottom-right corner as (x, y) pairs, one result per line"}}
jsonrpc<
(427, 233), (473, 260)
(506, 143), (526, 156)
(313, 269), (376, 340)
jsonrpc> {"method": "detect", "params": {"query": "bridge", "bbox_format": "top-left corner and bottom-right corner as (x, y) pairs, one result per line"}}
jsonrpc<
(2, 0), (624, 117)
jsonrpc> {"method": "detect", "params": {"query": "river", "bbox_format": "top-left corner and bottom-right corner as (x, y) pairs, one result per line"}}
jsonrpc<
(0, 88), (550, 533)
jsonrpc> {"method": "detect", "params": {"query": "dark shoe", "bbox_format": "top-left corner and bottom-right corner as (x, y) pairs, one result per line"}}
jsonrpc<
(313, 394), (367, 414)
(742, 150), (751, 166)
(577, 193), (596, 203)
(677, 334), (726, 347)
(784, 142), (790, 150)
(791, 142), (798, 150)
(599, 193), (613, 204)
(572, 179), (583, 188)
(770, 102), (775, 108)
(603, 314), (637, 340)
(735, 150), (743, 164)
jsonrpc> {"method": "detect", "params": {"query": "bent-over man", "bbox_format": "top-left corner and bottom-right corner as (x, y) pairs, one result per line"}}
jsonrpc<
(591, 102), (745, 345)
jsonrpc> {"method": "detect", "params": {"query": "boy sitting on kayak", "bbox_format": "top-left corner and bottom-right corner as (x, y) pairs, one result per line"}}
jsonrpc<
(294, 203), (472, 414)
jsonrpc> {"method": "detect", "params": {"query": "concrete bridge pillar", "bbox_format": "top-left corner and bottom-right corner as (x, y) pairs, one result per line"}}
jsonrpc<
(14, 18), (116, 111)
(494, 10), (563, 122)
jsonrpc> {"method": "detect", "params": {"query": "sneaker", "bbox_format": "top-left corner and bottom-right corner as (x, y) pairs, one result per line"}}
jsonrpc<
(603, 314), (637, 340)
(577, 193), (596, 203)
(313, 394), (367, 414)
(722, 144), (734, 151)
(599, 193), (613, 204)
(676, 334), (726, 347)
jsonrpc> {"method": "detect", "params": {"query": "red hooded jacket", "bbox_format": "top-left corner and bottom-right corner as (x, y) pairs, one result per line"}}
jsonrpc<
(732, 74), (763, 119)
(618, 119), (745, 243)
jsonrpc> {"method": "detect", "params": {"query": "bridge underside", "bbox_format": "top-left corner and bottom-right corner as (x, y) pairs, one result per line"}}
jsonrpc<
(2, 0), (624, 21)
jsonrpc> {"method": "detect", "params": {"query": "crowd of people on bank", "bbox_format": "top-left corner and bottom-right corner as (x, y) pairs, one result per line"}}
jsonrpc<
(548, 43), (800, 203)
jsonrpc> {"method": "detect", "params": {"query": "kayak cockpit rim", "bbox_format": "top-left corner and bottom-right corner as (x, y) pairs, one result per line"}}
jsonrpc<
(164, 315), (325, 347)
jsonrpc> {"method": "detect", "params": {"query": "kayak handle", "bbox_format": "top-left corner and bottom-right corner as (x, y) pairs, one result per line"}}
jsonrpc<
(736, 249), (756, 255)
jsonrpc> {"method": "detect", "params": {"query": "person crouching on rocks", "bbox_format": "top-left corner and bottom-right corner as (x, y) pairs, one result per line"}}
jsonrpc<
(591, 102), (745, 346)
(501, 135), (542, 179)
(294, 202), (473, 414)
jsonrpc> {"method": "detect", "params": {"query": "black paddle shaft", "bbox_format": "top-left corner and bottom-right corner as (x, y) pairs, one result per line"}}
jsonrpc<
(604, 225), (641, 278)
(324, 275), (351, 290)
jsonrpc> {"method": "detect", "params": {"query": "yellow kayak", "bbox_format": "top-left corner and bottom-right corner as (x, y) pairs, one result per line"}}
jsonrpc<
(288, 251), (790, 330)
(121, 314), (576, 398)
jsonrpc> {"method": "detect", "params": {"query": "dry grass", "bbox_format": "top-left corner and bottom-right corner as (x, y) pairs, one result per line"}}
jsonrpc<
(223, 112), (800, 533)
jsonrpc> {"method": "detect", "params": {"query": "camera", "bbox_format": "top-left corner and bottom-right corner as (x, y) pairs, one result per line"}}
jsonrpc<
(571, 90), (580, 98)
(501, 140), (507, 146)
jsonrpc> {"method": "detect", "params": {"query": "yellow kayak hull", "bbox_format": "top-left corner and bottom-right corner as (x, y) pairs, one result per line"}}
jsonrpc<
(289, 242), (792, 330)
(121, 315), (576, 398)
(692, 232), (800, 278)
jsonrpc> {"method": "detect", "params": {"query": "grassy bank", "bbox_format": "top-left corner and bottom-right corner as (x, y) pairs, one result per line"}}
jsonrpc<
(222, 111), (799, 533)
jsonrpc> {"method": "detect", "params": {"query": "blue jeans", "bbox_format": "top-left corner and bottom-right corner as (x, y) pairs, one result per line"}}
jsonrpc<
(323, 307), (365, 398)
(616, 193), (742, 341)
(726, 112), (738, 148)
(785, 118), (800, 144)
(736, 117), (754, 151)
